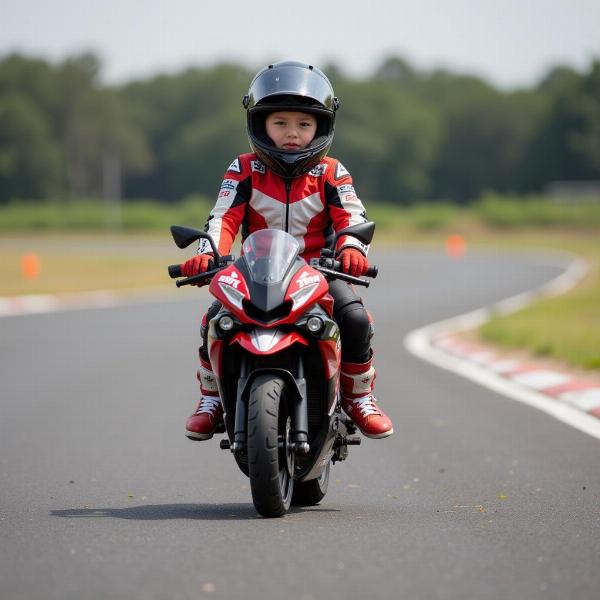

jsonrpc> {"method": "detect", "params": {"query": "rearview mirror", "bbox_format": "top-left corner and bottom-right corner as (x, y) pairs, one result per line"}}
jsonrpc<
(331, 221), (375, 250)
(170, 225), (220, 258)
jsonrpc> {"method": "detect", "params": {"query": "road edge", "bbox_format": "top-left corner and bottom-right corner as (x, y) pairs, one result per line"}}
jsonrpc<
(404, 255), (600, 441)
(0, 286), (183, 318)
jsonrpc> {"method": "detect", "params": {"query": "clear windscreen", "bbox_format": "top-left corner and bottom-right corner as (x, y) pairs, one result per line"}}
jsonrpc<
(242, 229), (300, 284)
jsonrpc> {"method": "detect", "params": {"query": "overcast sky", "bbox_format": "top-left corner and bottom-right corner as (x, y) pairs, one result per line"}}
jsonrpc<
(2, 0), (599, 88)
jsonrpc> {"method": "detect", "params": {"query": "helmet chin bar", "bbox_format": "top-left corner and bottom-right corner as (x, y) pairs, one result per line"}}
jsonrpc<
(247, 110), (334, 178)
(249, 135), (331, 179)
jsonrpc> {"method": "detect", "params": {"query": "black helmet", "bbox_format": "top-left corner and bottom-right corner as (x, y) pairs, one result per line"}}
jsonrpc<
(243, 61), (339, 178)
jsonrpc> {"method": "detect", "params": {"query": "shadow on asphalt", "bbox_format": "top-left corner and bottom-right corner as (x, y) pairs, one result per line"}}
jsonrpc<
(51, 503), (340, 521)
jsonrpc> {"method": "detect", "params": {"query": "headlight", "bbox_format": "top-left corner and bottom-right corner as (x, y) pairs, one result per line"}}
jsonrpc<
(306, 316), (324, 333)
(218, 315), (235, 331)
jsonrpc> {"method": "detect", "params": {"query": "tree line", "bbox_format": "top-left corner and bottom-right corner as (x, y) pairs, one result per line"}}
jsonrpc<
(1, 53), (599, 205)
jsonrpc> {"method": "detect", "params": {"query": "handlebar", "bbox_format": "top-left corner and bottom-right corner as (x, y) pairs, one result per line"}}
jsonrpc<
(167, 264), (223, 287)
(314, 266), (370, 287)
(365, 265), (378, 278)
(331, 260), (378, 279)
(168, 264), (182, 278)
(310, 258), (379, 287)
(169, 258), (378, 288)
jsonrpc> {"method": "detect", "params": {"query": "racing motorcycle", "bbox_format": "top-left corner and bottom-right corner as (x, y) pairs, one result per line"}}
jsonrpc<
(168, 222), (378, 517)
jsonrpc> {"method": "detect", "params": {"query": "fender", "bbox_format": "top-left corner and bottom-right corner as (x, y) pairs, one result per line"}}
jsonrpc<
(232, 367), (308, 457)
(230, 328), (309, 355)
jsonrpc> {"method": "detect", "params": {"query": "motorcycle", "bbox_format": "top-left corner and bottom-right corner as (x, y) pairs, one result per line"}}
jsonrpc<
(168, 222), (378, 517)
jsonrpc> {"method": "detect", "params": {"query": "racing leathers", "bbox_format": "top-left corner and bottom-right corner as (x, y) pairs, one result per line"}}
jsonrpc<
(200, 153), (370, 262)
(185, 153), (393, 440)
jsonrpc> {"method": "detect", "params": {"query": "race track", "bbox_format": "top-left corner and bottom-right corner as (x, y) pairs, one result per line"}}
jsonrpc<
(1, 248), (599, 600)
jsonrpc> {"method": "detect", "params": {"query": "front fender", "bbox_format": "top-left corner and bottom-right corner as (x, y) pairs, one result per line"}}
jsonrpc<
(240, 368), (304, 405)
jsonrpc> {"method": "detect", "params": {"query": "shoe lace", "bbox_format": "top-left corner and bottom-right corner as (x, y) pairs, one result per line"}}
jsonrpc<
(195, 395), (221, 415)
(351, 395), (381, 418)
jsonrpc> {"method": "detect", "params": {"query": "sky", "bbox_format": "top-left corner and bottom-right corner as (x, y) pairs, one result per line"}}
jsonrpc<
(2, 0), (599, 88)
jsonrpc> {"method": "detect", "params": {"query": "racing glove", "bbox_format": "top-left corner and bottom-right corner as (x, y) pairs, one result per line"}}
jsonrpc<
(338, 248), (369, 277)
(181, 254), (214, 278)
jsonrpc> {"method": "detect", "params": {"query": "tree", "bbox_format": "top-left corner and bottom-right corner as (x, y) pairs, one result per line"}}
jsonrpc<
(521, 60), (600, 188)
(0, 91), (62, 200)
(421, 70), (543, 200)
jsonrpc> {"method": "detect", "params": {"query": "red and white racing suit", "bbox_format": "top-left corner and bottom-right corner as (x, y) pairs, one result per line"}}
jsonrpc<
(197, 153), (377, 405)
(199, 153), (370, 261)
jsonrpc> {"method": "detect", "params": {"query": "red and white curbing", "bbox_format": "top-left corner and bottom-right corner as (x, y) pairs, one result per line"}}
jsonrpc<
(405, 255), (600, 441)
(434, 334), (600, 421)
(0, 286), (181, 318)
(0, 290), (120, 317)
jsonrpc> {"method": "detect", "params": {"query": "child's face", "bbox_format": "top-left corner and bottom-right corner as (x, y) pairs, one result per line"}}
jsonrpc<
(265, 111), (317, 151)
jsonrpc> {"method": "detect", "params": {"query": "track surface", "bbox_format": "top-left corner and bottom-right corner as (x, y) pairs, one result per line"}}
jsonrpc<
(1, 249), (599, 600)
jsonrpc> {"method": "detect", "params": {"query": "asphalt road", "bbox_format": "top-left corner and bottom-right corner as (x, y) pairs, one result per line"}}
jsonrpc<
(1, 248), (599, 600)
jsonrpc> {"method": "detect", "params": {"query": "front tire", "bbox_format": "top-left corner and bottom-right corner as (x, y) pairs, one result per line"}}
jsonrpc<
(247, 375), (294, 517)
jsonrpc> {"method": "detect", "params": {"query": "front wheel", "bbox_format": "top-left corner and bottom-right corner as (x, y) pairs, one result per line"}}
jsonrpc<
(247, 375), (294, 517)
(292, 462), (330, 506)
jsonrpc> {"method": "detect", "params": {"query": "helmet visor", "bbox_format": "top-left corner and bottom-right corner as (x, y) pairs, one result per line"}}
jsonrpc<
(250, 65), (335, 111)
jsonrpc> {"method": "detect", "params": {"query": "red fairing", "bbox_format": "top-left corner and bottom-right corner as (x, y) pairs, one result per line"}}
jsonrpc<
(318, 338), (341, 381)
(209, 339), (225, 379)
(282, 266), (329, 324)
(318, 292), (335, 317)
(230, 330), (309, 355)
(208, 265), (250, 320)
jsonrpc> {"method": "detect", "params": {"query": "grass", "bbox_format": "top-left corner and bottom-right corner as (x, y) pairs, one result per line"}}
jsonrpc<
(476, 192), (600, 229)
(479, 236), (600, 370)
(0, 196), (212, 231)
(0, 248), (171, 296)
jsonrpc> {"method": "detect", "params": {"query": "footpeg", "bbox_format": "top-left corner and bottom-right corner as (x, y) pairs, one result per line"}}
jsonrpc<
(219, 439), (231, 450)
(332, 434), (362, 450)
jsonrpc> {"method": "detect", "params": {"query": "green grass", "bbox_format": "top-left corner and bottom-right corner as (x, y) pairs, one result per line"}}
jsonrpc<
(479, 238), (600, 370)
(475, 192), (600, 229)
(0, 196), (212, 231)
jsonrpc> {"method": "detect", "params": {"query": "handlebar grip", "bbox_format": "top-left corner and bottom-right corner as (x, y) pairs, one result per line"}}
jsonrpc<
(168, 264), (182, 278)
(332, 260), (378, 278)
(365, 265), (378, 278)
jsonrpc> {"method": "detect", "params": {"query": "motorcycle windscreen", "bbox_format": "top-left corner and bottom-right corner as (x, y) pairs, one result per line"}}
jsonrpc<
(242, 229), (299, 284)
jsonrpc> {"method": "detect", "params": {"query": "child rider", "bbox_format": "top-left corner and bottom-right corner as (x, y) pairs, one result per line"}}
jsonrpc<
(180, 61), (394, 441)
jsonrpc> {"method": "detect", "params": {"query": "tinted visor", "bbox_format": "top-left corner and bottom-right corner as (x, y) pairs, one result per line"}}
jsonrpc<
(249, 65), (335, 111)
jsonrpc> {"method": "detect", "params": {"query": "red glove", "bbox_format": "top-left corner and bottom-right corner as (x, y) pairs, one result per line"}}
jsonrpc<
(338, 248), (369, 277)
(181, 254), (214, 278)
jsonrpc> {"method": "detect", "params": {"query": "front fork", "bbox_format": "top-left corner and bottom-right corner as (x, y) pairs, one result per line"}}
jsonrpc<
(229, 354), (310, 456)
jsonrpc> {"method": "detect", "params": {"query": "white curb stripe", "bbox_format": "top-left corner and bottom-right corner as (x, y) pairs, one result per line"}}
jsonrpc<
(560, 389), (600, 412)
(0, 287), (185, 318)
(404, 254), (600, 441)
(509, 371), (571, 390)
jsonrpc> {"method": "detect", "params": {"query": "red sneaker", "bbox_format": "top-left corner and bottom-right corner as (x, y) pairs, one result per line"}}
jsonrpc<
(185, 396), (223, 440)
(341, 394), (394, 439)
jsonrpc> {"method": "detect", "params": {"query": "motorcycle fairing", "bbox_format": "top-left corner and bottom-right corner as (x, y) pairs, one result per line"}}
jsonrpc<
(208, 265), (250, 314)
(210, 258), (330, 327)
(283, 266), (330, 322)
(318, 292), (335, 317)
(230, 328), (309, 355)
(208, 338), (225, 379)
